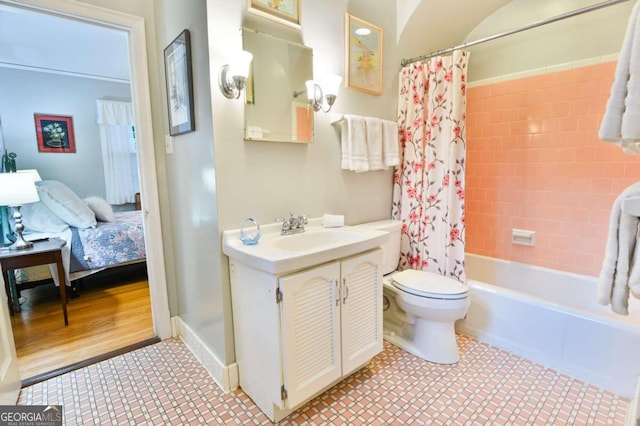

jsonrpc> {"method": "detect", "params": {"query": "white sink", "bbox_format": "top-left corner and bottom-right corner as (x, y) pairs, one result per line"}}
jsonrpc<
(222, 220), (388, 274)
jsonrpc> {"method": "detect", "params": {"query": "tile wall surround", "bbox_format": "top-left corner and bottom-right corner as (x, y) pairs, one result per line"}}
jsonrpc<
(466, 54), (640, 277)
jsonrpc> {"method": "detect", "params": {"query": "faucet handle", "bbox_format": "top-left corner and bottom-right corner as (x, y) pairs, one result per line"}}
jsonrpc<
(298, 214), (308, 225)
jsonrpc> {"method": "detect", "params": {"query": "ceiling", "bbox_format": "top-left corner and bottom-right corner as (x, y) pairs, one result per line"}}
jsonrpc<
(0, 0), (518, 81)
(0, 3), (130, 82)
(397, 0), (513, 63)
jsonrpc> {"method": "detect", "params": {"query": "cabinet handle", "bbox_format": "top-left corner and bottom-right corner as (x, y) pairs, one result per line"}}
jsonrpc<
(334, 280), (340, 306)
(342, 278), (349, 304)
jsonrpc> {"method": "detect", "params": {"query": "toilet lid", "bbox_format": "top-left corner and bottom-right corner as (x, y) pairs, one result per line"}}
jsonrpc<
(391, 269), (468, 299)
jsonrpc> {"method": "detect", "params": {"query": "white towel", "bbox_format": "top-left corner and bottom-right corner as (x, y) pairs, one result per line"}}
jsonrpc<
(364, 117), (384, 171)
(382, 120), (400, 167)
(322, 214), (345, 228)
(599, 0), (640, 154)
(598, 182), (640, 314)
(340, 115), (369, 172)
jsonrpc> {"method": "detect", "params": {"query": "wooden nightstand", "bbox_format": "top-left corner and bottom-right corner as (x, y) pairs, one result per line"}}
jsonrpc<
(0, 238), (69, 325)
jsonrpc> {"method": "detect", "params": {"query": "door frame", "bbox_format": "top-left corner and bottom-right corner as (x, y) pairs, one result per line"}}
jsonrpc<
(1, 0), (172, 339)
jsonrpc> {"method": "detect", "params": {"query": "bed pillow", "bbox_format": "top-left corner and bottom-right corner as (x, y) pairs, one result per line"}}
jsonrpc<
(83, 196), (115, 222)
(36, 180), (97, 229)
(20, 201), (70, 233)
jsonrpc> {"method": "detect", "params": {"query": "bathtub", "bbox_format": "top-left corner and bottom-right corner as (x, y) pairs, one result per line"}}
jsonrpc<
(457, 253), (640, 398)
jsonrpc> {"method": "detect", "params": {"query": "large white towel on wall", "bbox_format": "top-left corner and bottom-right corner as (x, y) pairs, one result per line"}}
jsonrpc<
(340, 115), (369, 172)
(382, 119), (400, 167)
(598, 181), (640, 315)
(364, 117), (384, 170)
(599, 0), (640, 154)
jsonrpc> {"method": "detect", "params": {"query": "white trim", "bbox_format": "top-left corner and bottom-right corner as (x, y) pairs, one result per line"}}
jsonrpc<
(0, 276), (20, 404)
(174, 316), (239, 392)
(468, 53), (619, 88)
(3, 0), (172, 339)
(0, 61), (131, 84)
(625, 376), (640, 426)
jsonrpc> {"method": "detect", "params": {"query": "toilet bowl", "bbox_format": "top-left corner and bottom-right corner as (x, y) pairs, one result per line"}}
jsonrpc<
(383, 270), (470, 364)
(354, 220), (470, 364)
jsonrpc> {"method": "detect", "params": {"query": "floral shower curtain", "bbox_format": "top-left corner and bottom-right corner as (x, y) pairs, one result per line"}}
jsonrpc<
(392, 50), (469, 282)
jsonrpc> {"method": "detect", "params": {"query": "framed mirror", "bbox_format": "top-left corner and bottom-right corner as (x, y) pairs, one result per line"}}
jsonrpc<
(242, 28), (313, 143)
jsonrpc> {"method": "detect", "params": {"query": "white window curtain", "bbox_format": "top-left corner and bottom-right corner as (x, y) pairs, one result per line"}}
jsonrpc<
(96, 99), (137, 204)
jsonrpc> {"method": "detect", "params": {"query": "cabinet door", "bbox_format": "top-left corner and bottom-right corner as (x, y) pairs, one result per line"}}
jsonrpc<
(340, 249), (383, 375)
(279, 262), (341, 409)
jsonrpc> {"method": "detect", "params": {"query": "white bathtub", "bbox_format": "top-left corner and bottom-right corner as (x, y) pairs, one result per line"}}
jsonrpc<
(457, 253), (640, 398)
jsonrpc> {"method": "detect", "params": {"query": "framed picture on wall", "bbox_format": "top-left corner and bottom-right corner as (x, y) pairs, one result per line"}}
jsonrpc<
(247, 0), (300, 27)
(164, 29), (195, 136)
(345, 13), (383, 96)
(34, 114), (76, 153)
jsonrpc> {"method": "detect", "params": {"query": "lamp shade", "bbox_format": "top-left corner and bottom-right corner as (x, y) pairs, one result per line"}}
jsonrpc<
(17, 169), (42, 182)
(322, 74), (343, 96)
(230, 50), (253, 79)
(0, 173), (40, 206)
(305, 80), (317, 100)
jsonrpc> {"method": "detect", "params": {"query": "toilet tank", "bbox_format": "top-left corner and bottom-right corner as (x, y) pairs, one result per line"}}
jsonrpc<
(353, 220), (403, 275)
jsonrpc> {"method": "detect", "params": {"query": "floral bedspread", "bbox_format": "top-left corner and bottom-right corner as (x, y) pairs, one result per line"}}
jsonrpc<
(70, 210), (146, 270)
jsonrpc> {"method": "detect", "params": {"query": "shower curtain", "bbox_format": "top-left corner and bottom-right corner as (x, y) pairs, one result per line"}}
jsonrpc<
(392, 50), (469, 282)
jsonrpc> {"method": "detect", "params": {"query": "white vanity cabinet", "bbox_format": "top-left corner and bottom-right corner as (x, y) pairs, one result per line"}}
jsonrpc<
(229, 248), (382, 422)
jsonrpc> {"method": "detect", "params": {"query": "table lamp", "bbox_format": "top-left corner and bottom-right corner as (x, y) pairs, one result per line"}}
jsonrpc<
(0, 172), (40, 250)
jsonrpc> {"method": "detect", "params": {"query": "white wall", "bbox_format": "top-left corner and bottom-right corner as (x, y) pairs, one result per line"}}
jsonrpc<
(465, 0), (634, 82)
(207, 0), (398, 363)
(0, 67), (131, 198)
(153, 0), (228, 361)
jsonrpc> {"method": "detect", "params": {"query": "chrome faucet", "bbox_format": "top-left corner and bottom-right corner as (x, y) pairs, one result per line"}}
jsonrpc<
(279, 212), (308, 235)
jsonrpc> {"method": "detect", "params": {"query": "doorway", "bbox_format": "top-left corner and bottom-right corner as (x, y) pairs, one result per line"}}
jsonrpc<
(0, 0), (171, 383)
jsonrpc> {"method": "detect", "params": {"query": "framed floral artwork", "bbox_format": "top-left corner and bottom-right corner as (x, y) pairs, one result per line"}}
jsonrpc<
(34, 114), (76, 153)
(247, 0), (300, 27)
(346, 14), (383, 96)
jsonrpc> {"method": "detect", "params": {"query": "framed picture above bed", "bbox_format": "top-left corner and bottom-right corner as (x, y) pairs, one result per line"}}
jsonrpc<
(34, 114), (76, 153)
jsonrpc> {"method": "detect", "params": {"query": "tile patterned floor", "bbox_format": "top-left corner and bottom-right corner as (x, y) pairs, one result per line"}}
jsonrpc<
(18, 334), (628, 425)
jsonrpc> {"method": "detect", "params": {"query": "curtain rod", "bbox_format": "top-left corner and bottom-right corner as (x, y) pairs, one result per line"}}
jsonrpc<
(400, 0), (631, 67)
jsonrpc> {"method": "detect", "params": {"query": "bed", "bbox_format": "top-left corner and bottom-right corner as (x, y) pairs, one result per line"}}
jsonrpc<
(68, 210), (146, 278)
(12, 180), (146, 289)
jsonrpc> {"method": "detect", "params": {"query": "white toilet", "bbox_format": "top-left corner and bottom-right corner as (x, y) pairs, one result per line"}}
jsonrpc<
(356, 220), (470, 364)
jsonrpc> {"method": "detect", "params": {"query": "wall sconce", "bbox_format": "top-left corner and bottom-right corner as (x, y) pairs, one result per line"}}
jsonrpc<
(305, 74), (342, 112)
(218, 50), (253, 99)
(0, 172), (40, 250)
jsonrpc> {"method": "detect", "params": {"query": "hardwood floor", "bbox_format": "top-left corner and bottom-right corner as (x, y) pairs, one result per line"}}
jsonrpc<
(10, 266), (155, 380)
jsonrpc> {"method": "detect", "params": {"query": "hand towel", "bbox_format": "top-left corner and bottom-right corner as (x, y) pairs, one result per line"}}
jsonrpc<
(322, 214), (345, 228)
(364, 117), (384, 170)
(599, 0), (640, 152)
(382, 120), (400, 167)
(598, 181), (640, 314)
(341, 115), (369, 172)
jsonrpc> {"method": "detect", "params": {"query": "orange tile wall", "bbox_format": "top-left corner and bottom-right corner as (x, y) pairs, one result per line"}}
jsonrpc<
(466, 61), (640, 277)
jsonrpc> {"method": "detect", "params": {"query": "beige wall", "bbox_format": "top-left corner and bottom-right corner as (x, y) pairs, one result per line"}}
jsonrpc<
(465, 0), (634, 82)
(206, 0), (398, 363)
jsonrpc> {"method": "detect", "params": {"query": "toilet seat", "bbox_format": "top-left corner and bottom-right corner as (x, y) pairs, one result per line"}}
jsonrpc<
(390, 269), (468, 300)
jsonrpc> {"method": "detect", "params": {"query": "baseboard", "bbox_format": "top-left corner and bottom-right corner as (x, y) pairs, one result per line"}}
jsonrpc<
(173, 316), (238, 392)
